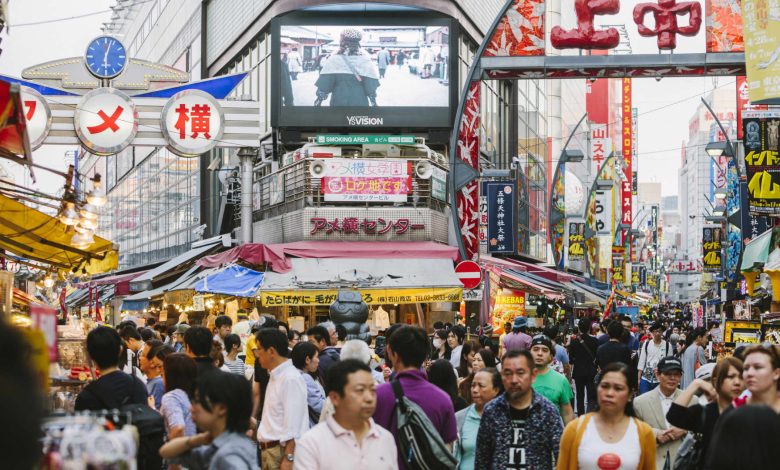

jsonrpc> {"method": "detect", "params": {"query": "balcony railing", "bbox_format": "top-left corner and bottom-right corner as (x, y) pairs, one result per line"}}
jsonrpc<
(252, 158), (449, 223)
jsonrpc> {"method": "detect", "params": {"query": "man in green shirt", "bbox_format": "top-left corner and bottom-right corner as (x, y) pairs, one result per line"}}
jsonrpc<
(530, 334), (575, 423)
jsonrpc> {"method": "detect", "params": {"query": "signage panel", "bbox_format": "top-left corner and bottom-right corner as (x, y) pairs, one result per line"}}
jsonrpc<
(261, 286), (462, 306)
(161, 90), (224, 157)
(743, 0), (780, 102)
(315, 158), (408, 178)
(20, 86), (51, 150)
(74, 88), (138, 155)
(568, 222), (585, 261)
(431, 166), (447, 202)
(322, 176), (409, 202)
(486, 181), (516, 254)
(315, 135), (416, 145)
(702, 226), (723, 272)
(595, 190), (611, 235)
(742, 114), (780, 214)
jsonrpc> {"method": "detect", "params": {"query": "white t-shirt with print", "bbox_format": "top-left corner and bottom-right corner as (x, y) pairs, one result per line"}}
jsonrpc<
(577, 417), (641, 470)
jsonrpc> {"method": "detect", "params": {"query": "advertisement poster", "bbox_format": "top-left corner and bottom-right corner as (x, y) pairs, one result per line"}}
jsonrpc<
(733, 300), (751, 320)
(706, 0), (745, 53)
(30, 303), (58, 362)
(742, 113), (780, 214)
(486, 181), (516, 254)
(322, 176), (409, 202)
(567, 222), (585, 261)
(702, 227), (723, 272)
(612, 248), (625, 285)
(492, 288), (526, 327)
(742, 0), (780, 102)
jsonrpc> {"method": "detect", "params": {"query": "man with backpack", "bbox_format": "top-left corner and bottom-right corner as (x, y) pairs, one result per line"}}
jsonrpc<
(373, 325), (458, 470)
(637, 322), (672, 394)
(75, 326), (163, 469)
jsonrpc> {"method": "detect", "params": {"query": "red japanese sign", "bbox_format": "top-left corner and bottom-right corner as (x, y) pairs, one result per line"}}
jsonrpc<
(322, 176), (409, 202)
(634, 0), (702, 50)
(162, 90), (224, 157)
(310, 217), (424, 236)
(587, 77), (611, 175)
(622, 78), (633, 249)
(74, 88), (138, 156)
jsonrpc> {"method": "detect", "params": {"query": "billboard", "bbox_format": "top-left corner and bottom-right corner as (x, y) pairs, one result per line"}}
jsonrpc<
(567, 222), (585, 262)
(742, 112), (780, 214)
(702, 227), (723, 272)
(486, 181), (516, 254)
(743, 0), (780, 103)
(272, 14), (456, 128)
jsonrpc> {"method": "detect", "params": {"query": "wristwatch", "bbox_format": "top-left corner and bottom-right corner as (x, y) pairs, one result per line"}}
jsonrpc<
(286, 453), (295, 462)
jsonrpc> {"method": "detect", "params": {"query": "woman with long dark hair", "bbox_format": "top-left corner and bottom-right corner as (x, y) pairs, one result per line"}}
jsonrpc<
(458, 348), (496, 404)
(431, 328), (452, 361)
(456, 340), (481, 379)
(160, 353), (198, 440)
(557, 362), (656, 470)
(666, 356), (744, 467)
(428, 358), (467, 412)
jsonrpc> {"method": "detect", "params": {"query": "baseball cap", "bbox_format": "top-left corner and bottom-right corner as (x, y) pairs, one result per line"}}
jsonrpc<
(695, 363), (716, 381)
(530, 334), (553, 351)
(657, 356), (683, 374)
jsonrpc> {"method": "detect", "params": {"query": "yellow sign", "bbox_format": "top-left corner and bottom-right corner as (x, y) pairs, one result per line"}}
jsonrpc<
(260, 286), (462, 306)
(164, 290), (194, 305)
(744, 0), (780, 102)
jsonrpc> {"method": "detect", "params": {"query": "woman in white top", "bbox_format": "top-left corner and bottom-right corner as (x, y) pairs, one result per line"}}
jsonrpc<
(557, 362), (657, 470)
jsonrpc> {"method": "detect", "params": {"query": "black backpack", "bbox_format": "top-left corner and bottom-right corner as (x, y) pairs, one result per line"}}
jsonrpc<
(391, 380), (457, 470)
(85, 374), (164, 470)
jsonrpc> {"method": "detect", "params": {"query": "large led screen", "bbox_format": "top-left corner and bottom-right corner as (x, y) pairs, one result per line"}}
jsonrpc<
(272, 15), (456, 129)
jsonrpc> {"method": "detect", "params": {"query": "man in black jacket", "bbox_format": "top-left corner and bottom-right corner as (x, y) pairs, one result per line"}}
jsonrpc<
(75, 326), (148, 411)
(596, 321), (632, 371)
(568, 318), (599, 416)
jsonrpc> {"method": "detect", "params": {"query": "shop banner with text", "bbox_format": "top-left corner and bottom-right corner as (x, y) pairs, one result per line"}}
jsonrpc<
(702, 226), (723, 272)
(743, 113), (780, 214)
(492, 288), (526, 327)
(261, 286), (462, 306)
(322, 176), (409, 202)
(486, 181), (516, 254)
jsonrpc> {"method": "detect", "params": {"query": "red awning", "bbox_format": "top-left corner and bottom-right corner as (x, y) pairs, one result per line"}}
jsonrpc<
(482, 255), (579, 283)
(484, 264), (565, 301)
(197, 241), (460, 273)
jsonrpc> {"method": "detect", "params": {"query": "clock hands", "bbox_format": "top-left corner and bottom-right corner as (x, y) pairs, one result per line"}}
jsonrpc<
(103, 42), (111, 69)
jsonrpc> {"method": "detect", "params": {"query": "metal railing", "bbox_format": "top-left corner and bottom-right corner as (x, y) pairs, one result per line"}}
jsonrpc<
(252, 158), (449, 222)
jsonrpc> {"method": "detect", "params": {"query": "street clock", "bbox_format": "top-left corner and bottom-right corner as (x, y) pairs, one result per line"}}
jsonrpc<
(85, 36), (127, 79)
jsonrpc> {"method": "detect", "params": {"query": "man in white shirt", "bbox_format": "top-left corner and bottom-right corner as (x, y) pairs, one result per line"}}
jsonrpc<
(633, 356), (690, 470)
(294, 359), (398, 469)
(256, 328), (308, 470)
(637, 322), (672, 394)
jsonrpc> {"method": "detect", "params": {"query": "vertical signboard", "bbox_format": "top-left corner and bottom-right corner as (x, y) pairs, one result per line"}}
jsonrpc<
(567, 222), (585, 261)
(587, 78), (611, 175)
(479, 182), (488, 251)
(743, 0), (780, 102)
(743, 112), (780, 214)
(740, 181), (770, 243)
(737, 76), (767, 140)
(486, 181), (516, 253)
(702, 227), (723, 272)
(705, 0), (745, 52)
(622, 78), (633, 261)
(595, 191), (611, 235)
(612, 248), (625, 286)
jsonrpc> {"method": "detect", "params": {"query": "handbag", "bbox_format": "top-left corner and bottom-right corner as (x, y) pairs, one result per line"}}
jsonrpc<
(673, 405), (707, 470)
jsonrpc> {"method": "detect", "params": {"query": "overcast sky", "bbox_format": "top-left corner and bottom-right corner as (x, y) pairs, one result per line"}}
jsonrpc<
(0, 0), (111, 196)
(0, 0), (731, 200)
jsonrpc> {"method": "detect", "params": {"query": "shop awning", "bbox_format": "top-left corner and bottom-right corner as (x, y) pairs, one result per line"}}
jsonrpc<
(195, 265), (264, 297)
(259, 258), (462, 306)
(197, 241), (460, 273)
(130, 239), (226, 291)
(0, 193), (118, 274)
(741, 228), (775, 272)
(564, 281), (607, 306)
(485, 265), (565, 301)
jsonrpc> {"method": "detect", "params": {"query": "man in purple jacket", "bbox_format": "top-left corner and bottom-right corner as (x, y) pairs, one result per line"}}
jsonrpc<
(373, 325), (457, 469)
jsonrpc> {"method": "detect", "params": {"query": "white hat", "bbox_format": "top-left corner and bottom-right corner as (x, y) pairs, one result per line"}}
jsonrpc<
(695, 362), (716, 381)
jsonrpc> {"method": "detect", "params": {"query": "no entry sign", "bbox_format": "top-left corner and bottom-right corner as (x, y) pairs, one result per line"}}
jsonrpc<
(455, 261), (482, 289)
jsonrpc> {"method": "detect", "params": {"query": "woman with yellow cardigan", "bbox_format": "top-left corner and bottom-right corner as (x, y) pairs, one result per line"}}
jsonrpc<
(557, 362), (656, 470)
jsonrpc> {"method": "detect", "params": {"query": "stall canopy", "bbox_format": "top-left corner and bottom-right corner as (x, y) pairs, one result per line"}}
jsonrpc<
(0, 193), (117, 274)
(195, 265), (264, 297)
(742, 227), (775, 272)
(259, 258), (462, 306)
(564, 281), (608, 306)
(130, 238), (228, 291)
(122, 267), (219, 310)
(197, 241), (460, 273)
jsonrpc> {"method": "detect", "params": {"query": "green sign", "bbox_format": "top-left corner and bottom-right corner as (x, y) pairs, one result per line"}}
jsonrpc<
(315, 135), (416, 145)
(431, 166), (447, 202)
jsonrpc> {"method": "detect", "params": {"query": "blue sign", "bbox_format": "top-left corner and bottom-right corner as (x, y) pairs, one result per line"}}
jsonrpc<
(617, 305), (639, 321)
(486, 181), (516, 254)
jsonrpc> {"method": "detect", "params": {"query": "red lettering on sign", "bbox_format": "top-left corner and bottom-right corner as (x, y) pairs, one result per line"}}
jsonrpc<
(551, 0), (621, 49)
(633, 0), (702, 50)
(87, 106), (123, 134)
(173, 103), (213, 140)
(23, 100), (36, 121)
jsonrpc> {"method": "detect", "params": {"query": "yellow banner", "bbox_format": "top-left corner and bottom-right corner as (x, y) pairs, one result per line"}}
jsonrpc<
(744, 0), (780, 102)
(260, 287), (462, 307)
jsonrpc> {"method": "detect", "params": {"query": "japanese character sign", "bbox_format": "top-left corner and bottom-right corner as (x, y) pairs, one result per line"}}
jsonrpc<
(309, 217), (424, 237)
(323, 176), (410, 203)
(20, 86), (52, 150)
(486, 182), (516, 254)
(551, 0), (621, 49)
(634, 0), (703, 50)
(162, 89), (224, 157)
(74, 88), (137, 156)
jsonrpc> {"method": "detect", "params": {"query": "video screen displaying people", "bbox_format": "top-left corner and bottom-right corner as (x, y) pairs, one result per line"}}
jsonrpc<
(279, 25), (450, 108)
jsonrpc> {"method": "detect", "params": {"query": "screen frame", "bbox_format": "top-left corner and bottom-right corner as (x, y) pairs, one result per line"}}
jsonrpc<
(271, 11), (459, 131)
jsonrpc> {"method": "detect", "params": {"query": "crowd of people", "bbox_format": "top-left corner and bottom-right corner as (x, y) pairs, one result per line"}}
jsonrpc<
(6, 301), (780, 470)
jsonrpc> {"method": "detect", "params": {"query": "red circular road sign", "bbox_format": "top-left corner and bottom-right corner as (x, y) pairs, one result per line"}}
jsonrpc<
(455, 261), (482, 289)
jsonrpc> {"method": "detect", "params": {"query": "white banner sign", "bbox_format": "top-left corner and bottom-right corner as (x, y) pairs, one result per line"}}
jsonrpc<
(316, 158), (408, 178)
(462, 288), (483, 301)
(594, 190), (611, 235)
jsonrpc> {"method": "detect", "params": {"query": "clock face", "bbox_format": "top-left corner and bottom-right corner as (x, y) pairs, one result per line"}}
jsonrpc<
(85, 36), (127, 79)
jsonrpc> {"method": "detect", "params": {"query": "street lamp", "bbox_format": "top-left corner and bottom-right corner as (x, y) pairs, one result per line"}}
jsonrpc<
(705, 141), (732, 158)
(561, 149), (585, 163)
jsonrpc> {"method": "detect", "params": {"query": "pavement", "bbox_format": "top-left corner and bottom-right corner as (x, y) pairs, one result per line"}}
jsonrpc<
(287, 64), (449, 107)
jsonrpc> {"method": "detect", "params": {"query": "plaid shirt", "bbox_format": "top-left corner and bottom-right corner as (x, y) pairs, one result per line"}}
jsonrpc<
(474, 391), (563, 470)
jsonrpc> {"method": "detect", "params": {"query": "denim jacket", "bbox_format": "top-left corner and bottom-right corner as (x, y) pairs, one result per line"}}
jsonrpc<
(474, 391), (563, 470)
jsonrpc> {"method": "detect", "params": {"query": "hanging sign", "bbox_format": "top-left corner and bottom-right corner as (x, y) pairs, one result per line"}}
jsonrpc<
(486, 181), (516, 253)
(74, 87), (138, 155)
(20, 86), (51, 150)
(161, 89), (224, 157)
(595, 190), (610, 235)
(261, 286), (462, 306)
(315, 158), (408, 178)
(702, 226), (723, 272)
(568, 222), (585, 261)
(612, 248), (625, 285)
(30, 303), (58, 362)
(742, 113), (780, 214)
(431, 166), (447, 202)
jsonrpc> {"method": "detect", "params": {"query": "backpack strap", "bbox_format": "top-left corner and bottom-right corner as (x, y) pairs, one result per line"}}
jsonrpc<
(391, 380), (407, 412)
